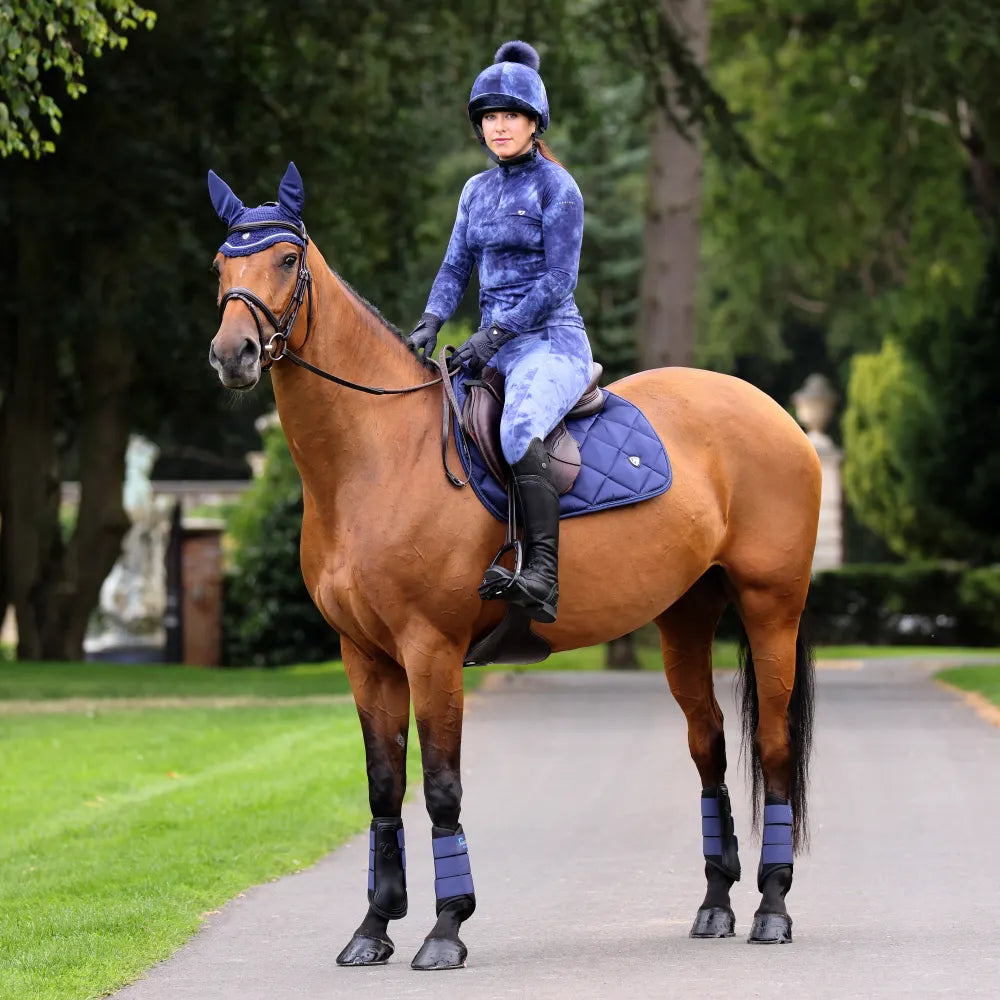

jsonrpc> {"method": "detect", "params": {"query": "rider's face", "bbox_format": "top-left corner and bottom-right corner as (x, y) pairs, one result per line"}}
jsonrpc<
(480, 110), (536, 159)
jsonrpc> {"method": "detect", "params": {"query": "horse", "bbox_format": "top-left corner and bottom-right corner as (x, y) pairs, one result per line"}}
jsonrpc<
(208, 164), (819, 971)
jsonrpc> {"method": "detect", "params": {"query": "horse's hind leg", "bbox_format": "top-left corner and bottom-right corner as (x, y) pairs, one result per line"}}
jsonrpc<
(656, 569), (742, 939)
(336, 638), (411, 967)
(734, 582), (814, 945)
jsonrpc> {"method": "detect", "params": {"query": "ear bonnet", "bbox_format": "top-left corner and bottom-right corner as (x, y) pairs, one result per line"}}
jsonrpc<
(468, 40), (549, 133)
(208, 161), (307, 257)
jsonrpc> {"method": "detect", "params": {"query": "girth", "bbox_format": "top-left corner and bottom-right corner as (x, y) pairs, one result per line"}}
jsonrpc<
(462, 362), (605, 493)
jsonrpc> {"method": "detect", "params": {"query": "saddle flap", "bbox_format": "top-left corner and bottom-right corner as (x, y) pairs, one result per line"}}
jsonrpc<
(461, 366), (582, 495)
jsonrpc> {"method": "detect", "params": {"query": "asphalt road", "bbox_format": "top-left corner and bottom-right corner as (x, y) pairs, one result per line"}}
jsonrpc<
(115, 660), (1000, 1000)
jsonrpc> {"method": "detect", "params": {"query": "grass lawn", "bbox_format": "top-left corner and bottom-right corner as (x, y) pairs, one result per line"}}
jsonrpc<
(935, 664), (1000, 708)
(0, 703), (422, 1000)
(0, 659), (354, 701)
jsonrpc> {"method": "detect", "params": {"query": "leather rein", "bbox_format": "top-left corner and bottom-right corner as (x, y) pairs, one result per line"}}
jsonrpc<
(217, 220), (470, 487)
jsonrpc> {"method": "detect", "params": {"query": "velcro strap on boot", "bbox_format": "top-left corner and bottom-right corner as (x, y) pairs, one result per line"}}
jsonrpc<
(432, 830), (475, 900)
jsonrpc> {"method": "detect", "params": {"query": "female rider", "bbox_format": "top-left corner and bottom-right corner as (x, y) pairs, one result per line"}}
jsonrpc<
(406, 40), (594, 624)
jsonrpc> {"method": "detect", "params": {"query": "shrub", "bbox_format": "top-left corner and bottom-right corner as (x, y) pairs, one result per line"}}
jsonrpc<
(805, 563), (1000, 646)
(222, 420), (340, 667)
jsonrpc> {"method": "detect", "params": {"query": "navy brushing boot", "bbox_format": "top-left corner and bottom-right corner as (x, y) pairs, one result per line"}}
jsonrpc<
(748, 795), (794, 943)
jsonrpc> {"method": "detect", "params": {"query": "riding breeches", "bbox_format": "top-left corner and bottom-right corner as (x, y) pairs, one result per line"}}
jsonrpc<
(494, 324), (594, 465)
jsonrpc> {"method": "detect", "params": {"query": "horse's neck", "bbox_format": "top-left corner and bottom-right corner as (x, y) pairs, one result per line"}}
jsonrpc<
(270, 250), (440, 513)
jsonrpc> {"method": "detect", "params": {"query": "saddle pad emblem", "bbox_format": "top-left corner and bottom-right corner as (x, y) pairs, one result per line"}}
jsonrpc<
(629, 456), (641, 467)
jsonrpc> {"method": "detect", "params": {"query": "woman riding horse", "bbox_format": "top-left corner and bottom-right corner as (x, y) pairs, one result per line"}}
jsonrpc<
(406, 40), (593, 624)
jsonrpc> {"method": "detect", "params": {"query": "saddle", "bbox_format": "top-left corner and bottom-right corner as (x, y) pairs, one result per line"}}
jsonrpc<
(462, 362), (605, 492)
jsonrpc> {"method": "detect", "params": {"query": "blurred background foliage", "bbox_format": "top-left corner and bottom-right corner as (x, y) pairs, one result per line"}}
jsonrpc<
(1, 0), (999, 661)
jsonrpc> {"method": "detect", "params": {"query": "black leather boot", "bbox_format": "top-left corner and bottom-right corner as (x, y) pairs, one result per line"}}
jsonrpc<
(479, 438), (560, 623)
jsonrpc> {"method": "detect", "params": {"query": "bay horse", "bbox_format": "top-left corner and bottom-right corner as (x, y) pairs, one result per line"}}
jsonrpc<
(208, 165), (818, 970)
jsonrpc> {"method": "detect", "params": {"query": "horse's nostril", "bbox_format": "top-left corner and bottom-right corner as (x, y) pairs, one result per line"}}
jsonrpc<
(240, 337), (260, 365)
(209, 342), (219, 366)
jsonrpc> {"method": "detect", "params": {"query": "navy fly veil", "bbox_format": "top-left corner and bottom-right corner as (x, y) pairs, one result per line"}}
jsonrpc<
(451, 371), (672, 521)
(208, 162), (307, 257)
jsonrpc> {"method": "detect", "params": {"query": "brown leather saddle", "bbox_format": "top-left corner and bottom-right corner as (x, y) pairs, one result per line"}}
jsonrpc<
(461, 362), (605, 491)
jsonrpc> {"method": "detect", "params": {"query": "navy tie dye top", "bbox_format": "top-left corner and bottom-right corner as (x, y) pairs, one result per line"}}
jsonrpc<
(425, 155), (585, 334)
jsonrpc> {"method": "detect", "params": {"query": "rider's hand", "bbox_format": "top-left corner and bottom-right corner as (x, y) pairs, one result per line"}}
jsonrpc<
(405, 312), (443, 360)
(448, 324), (516, 375)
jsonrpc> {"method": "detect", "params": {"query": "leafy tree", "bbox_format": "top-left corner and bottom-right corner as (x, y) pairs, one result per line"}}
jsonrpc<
(699, 0), (999, 376)
(843, 243), (1000, 562)
(0, 0), (155, 157)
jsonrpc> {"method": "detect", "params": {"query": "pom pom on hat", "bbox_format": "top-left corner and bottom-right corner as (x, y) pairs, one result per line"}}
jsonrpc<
(494, 40), (540, 71)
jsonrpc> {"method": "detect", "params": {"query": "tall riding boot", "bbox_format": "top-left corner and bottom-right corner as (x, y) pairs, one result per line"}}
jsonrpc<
(483, 437), (560, 623)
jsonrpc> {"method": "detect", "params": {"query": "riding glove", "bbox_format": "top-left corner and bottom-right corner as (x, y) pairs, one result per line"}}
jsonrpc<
(448, 324), (517, 375)
(405, 312), (444, 360)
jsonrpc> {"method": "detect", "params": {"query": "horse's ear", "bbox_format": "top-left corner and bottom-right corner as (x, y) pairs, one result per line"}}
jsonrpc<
(277, 161), (305, 221)
(208, 170), (245, 226)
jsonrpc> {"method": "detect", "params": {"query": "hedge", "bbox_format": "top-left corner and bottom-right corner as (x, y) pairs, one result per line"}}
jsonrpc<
(804, 562), (1000, 646)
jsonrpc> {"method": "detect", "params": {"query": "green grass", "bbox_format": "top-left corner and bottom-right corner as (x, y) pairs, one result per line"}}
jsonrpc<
(0, 660), (354, 701)
(7, 641), (997, 704)
(936, 664), (1000, 707)
(0, 704), (423, 1000)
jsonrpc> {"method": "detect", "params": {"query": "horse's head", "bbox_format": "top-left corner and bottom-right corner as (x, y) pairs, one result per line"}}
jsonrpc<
(208, 162), (310, 390)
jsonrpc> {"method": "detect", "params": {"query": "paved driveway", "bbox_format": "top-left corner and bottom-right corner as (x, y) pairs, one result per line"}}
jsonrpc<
(116, 660), (1000, 999)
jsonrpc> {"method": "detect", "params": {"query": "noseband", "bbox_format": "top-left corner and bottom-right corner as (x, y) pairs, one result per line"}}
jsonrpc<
(218, 220), (313, 371)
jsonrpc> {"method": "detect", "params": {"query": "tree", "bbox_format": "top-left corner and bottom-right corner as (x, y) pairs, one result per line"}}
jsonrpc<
(843, 245), (1000, 562)
(0, 0), (155, 157)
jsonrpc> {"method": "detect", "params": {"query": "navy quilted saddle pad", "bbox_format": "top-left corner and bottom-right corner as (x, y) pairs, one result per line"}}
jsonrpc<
(451, 374), (672, 522)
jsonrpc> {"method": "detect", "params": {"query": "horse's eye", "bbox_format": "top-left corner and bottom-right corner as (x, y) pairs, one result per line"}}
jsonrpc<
(281, 253), (297, 268)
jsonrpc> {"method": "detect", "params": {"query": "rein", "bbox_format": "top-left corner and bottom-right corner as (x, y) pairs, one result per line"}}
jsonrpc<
(218, 220), (469, 487)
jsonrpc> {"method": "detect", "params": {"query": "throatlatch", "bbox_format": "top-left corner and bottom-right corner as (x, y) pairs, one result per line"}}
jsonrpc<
(432, 826), (476, 914)
(368, 817), (407, 920)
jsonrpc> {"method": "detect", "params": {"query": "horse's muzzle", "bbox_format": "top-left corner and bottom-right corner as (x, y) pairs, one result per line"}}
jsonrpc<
(209, 332), (261, 389)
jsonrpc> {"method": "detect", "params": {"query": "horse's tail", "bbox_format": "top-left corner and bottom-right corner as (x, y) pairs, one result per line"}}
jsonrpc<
(735, 617), (815, 852)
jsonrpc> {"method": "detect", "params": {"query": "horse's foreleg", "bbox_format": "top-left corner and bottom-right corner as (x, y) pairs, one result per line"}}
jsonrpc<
(336, 638), (411, 967)
(405, 645), (475, 971)
(656, 571), (740, 940)
(737, 585), (813, 946)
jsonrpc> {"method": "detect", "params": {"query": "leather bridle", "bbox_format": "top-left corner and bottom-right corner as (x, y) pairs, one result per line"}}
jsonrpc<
(217, 219), (470, 486)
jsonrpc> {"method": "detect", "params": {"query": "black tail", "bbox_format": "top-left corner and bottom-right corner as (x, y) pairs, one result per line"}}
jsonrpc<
(735, 620), (815, 852)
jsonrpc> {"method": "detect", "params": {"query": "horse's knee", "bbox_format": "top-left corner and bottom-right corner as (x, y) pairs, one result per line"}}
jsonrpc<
(423, 767), (463, 829)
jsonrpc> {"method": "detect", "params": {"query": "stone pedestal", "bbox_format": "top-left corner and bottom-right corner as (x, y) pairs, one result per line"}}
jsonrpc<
(792, 374), (844, 572)
(809, 430), (843, 571)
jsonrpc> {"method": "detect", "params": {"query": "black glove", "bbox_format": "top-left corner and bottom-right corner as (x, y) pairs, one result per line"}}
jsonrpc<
(448, 323), (517, 375)
(405, 312), (443, 360)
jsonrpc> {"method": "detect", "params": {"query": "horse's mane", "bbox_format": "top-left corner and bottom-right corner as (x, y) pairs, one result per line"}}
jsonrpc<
(331, 267), (406, 343)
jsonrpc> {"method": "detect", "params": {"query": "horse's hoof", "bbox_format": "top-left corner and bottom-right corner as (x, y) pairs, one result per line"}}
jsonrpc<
(410, 936), (467, 970)
(336, 933), (394, 966)
(690, 906), (735, 938)
(748, 911), (792, 944)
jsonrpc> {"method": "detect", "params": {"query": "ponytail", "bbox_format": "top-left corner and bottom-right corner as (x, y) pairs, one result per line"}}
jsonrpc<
(536, 138), (563, 167)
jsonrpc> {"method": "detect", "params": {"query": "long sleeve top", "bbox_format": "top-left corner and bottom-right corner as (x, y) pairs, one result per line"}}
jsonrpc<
(424, 154), (586, 335)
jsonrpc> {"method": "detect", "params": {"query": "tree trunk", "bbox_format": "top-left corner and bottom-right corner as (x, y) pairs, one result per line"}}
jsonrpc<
(638, 0), (711, 371)
(605, 633), (640, 670)
(1, 183), (133, 661)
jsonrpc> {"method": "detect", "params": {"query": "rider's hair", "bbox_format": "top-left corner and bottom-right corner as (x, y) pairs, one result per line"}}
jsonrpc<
(536, 137), (563, 167)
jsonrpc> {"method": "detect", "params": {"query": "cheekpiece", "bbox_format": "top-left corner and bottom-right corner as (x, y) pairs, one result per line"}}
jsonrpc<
(208, 161), (307, 258)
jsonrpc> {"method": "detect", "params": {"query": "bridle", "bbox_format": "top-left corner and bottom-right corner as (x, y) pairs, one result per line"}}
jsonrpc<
(217, 219), (470, 486)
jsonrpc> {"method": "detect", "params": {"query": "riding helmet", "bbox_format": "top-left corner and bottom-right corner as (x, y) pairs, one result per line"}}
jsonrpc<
(468, 40), (549, 133)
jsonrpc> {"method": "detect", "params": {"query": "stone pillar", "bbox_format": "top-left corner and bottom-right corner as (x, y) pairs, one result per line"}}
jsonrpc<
(792, 375), (843, 571)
